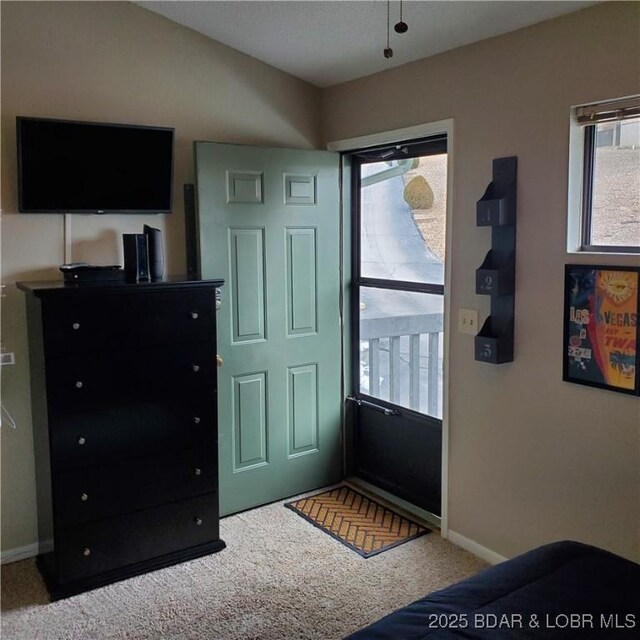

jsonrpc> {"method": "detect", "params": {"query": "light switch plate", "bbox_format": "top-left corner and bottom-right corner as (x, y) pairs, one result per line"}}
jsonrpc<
(0, 352), (15, 366)
(458, 308), (479, 335)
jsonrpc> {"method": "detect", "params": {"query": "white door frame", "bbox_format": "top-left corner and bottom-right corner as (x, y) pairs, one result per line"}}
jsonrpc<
(327, 118), (454, 539)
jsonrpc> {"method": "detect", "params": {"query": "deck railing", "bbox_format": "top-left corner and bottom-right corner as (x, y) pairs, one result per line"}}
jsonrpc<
(360, 312), (443, 417)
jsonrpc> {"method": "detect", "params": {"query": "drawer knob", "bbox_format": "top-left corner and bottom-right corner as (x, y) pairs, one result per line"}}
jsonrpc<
(190, 311), (199, 320)
(193, 416), (201, 425)
(83, 547), (91, 557)
(194, 467), (202, 476)
(194, 517), (203, 526)
(80, 493), (88, 502)
(77, 436), (86, 446)
(75, 381), (84, 389)
(192, 364), (200, 373)
(72, 322), (80, 330)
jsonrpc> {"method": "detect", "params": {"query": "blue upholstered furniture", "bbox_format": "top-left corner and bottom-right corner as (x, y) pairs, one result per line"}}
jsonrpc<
(346, 541), (640, 639)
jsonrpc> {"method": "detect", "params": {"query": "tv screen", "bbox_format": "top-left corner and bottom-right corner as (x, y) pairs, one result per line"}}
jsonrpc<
(17, 117), (174, 214)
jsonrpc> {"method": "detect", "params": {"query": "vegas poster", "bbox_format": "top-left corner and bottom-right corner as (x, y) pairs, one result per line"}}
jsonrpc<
(563, 265), (639, 395)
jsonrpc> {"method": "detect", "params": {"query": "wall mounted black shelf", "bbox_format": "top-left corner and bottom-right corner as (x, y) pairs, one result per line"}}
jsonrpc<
(476, 192), (515, 227)
(476, 249), (515, 296)
(476, 314), (515, 364)
(474, 156), (517, 364)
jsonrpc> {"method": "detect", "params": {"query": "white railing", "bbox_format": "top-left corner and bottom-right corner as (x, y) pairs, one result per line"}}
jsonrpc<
(360, 312), (443, 417)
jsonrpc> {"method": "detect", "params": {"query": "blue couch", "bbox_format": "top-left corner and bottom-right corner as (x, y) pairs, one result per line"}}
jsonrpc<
(346, 541), (640, 639)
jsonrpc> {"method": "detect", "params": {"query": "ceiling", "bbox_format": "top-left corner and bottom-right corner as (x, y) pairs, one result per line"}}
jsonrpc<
(138, 1), (599, 88)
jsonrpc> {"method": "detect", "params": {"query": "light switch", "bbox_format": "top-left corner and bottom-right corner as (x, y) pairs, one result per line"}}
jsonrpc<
(458, 309), (479, 335)
(0, 352), (15, 366)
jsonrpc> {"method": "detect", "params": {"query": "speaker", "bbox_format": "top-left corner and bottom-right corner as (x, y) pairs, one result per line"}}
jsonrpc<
(123, 234), (149, 282)
(183, 184), (200, 279)
(143, 225), (164, 280)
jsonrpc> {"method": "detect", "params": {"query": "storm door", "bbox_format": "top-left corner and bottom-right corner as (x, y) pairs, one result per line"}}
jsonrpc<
(348, 136), (447, 517)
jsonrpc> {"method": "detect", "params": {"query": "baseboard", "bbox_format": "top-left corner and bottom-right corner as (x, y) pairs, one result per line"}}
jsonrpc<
(3, 530), (506, 568)
(446, 530), (507, 565)
(1, 542), (39, 565)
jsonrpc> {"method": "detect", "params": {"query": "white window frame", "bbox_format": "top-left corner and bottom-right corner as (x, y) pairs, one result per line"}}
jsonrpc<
(567, 96), (640, 255)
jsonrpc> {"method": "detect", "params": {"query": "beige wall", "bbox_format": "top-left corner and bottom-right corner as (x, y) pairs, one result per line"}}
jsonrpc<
(2, 0), (639, 564)
(324, 2), (640, 561)
(0, 1), (321, 553)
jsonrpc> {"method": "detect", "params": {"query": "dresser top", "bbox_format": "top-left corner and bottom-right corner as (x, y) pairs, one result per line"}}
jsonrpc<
(17, 275), (225, 298)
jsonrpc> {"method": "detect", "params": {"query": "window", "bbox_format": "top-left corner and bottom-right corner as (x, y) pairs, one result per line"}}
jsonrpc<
(351, 136), (448, 418)
(577, 97), (640, 253)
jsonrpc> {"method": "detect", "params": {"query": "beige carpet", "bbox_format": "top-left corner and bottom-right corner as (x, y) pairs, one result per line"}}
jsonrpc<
(1, 491), (486, 640)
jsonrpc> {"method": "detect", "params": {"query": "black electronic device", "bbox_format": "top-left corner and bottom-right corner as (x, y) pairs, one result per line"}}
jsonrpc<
(144, 225), (164, 280)
(17, 116), (174, 214)
(123, 234), (150, 282)
(59, 263), (124, 284)
(183, 184), (200, 279)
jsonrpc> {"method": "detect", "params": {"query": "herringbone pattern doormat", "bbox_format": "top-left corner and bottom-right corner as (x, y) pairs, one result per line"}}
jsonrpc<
(285, 486), (429, 557)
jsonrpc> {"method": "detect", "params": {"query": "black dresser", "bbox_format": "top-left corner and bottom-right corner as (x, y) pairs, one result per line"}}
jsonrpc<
(18, 276), (226, 600)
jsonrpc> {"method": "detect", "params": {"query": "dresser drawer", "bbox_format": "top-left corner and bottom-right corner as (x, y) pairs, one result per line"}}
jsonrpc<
(42, 289), (216, 358)
(56, 493), (219, 583)
(49, 400), (216, 470)
(46, 342), (216, 409)
(54, 450), (218, 527)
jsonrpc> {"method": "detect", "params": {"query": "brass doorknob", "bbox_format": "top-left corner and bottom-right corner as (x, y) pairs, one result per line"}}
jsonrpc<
(216, 355), (224, 368)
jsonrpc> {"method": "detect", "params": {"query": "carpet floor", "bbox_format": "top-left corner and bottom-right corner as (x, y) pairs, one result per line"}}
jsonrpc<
(1, 490), (486, 640)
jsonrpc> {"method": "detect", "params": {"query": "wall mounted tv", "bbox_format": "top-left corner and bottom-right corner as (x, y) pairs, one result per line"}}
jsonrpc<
(17, 117), (174, 214)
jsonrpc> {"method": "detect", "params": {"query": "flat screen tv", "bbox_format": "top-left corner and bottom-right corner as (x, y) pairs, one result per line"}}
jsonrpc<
(17, 117), (174, 214)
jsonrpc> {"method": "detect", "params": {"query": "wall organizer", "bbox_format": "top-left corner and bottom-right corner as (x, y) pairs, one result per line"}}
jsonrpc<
(474, 156), (517, 364)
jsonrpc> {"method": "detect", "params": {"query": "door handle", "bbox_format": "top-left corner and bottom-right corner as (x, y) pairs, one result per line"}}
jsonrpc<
(216, 355), (224, 368)
(346, 396), (399, 416)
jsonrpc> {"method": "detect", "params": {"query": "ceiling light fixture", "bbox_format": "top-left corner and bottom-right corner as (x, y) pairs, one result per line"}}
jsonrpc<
(384, 0), (393, 58)
(394, 0), (408, 34)
(384, 0), (408, 59)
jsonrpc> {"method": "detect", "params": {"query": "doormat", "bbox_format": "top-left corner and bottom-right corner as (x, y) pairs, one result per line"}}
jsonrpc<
(285, 485), (430, 558)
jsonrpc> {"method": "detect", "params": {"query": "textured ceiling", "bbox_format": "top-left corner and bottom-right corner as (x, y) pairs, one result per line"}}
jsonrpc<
(138, 1), (599, 88)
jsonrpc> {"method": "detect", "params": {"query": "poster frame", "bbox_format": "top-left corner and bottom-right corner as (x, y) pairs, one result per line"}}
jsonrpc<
(563, 264), (640, 396)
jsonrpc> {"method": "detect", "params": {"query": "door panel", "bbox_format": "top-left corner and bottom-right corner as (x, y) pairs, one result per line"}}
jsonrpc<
(286, 227), (317, 335)
(195, 142), (342, 516)
(354, 405), (441, 515)
(229, 228), (266, 342)
(233, 372), (268, 470)
(287, 363), (318, 456)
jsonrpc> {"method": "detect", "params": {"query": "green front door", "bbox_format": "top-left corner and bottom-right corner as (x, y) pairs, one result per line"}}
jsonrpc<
(195, 142), (342, 515)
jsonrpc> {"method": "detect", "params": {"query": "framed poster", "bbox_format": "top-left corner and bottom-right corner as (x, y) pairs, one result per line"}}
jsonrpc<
(563, 265), (640, 395)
